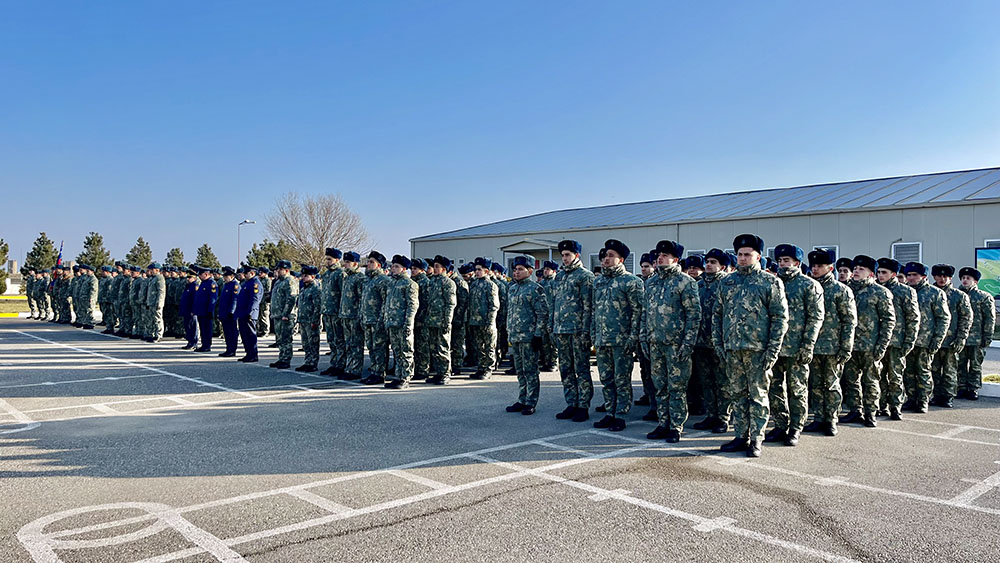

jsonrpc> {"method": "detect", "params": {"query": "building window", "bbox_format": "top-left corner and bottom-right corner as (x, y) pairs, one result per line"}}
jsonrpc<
(765, 247), (775, 260)
(985, 239), (1000, 249)
(687, 249), (706, 258)
(589, 253), (601, 272)
(891, 242), (922, 263)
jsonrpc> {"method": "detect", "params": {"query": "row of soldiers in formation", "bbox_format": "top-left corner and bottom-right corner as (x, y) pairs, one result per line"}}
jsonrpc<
(21, 235), (997, 458)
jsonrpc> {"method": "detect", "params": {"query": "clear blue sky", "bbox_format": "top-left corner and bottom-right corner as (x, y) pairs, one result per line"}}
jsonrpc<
(3, 1), (999, 266)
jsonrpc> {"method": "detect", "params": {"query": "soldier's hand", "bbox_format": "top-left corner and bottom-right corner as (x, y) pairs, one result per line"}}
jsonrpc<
(531, 336), (543, 352)
(984, 339), (993, 348)
(836, 352), (851, 366)
(796, 349), (813, 366)
(953, 342), (965, 355)
(674, 345), (692, 363)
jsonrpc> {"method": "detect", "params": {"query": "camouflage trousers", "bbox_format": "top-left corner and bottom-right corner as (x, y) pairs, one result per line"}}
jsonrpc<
(104, 301), (117, 330)
(27, 294), (38, 317)
(341, 318), (364, 376)
(769, 356), (809, 433)
(323, 314), (345, 369)
(842, 351), (882, 417)
(450, 322), (466, 374)
(150, 306), (164, 340)
(98, 302), (110, 326)
(274, 316), (295, 363)
(596, 345), (633, 417)
(427, 326), (451, 377)
(364, 323), (389, 377)
(931, 347), (960, 401)
(387, 326), (415, 382)
(639, 341), (656, 412)
(299, 319), (320, 367)
(879, 346), (908, 412)
(649, 342), (691, 431)
(555, 333), (593, 408)
(495, 320), (509, 368)
(36, 294), (50, 319)
(723, 350), (771, 442)
(56, 298), (70, 322)
(257, 302), (271, 336)
(808, 354), (843, 424)
(903, 347), (934, 406)
(119, 304), (132, 334)
(135, 305), (147, 337)
(469, 325), (496, 375)
(511, 341), (540, 407)
(539, 326), (557, 368)
(958, 346), (986, 392)
(414, 325), (431, 377)
(693, 347), (729, 424)
(174, 305), (186, 336)
(77, 305), (94, 327)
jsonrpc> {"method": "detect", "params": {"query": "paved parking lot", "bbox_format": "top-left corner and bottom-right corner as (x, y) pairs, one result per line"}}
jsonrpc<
(2, 318), (999, 562)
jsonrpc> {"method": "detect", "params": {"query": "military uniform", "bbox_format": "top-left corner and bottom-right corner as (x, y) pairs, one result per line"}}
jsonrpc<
(25, 273), (37, 318)
(425, 269), (457, 382)
(361, 266), (390, 381)
(878, 271), (920, 417)
(146, 268), (167, 341)
(411, 270), (432, 378)
(180, 273), (200, 348)
(35, 274), (52, 321)
(320, 257), (345, 376)
(493, 269), (510, 369)
(931, 279), (972, 405)
(693, 264), (729, 431)
(271, 268), (298, 366)
(468, 270), (500, 377)
(958, 277), (996, 398)
(904, 276), (950, 411)
(842, 274), (895, 423)
(339, 262), (366, 379)
(218, 273), (240, 355)
(507, 272), (549, 409)
(77, 269), (98, 328)
(193, 273), (218, 351)
(538, 270), (558, 370)
(384, 264), (418, 385)
(236, 271), (262, 361)
(296, 270), (322, 369)
(550, 255), (595, 412)
(592, 262), (643, 423)
(807, 270), (856, 433)
(257, 272), (272, 337)
(768, 263), (824, 440)
(449, 269), (470, 376)
(117, 271), (135, 335)
(130, 274), (146, 338)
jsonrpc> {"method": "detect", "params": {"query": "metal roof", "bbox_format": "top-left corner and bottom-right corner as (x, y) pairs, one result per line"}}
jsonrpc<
(412, 167), (1000, 242)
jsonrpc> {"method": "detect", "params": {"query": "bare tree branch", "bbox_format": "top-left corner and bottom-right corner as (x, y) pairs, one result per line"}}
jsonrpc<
(264, 192), (373, 267)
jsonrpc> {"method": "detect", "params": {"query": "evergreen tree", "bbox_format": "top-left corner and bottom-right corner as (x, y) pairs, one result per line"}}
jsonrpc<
(124, 237), (153, 267)
(245, 239), (296, 269)
(195, 244), (222, 269)
(165, 248), (186, 268)
(25, 232), (58, 270)
(0, 238), (8, 295)
(75, 232), (112, 268)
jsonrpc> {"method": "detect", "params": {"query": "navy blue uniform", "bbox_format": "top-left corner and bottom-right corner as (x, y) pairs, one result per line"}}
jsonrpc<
(219, 279), (240, 354)
(236, 277), (263, 359)
(193, 278), (218, 351)
(180, 279), (200, 347)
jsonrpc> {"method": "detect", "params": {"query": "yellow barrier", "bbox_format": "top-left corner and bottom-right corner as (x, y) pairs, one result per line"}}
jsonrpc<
(0, 296), (28, 300)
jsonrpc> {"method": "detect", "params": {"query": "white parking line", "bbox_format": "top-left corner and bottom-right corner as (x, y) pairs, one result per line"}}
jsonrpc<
(0, 396), (40, 435)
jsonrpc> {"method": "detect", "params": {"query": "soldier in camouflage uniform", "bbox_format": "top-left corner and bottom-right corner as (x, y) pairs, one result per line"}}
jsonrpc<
(681, 254), (706, 415)
(491, 263), (510, 372)
(591, 240), (643, 432)
(96, 266), (111, 326)
(268, 260), (298, 369)
(839, 255), (895, 427)
(338, 253), (365, 380)
(713, 235), (788, 457)
(144, 263), (167, 342)
(837, 258), (853, 284)
(116, 267), (134, 336)
(410, 258), (432, 380)
(501, 256), (549, 415)
(803, 249), (856, 437)
(902, 262), (950, 413)
(929, 264), (972, 408)
(691, 249), (733, 433)
(130, 269), (147, 338)
(384, 255), (419, 389)
(320, 248), (346, 377)
(642, 240), (702, 442)
(295, 265), (322, 372)
(360, 252), (391, 385)
(957, 267), (997, 400)
(104, 263), (122, 333)
(764, 245), (823, 447)
(257, 267), (272, 337)
(468, 257), (500, 378)
(76, 264), (99, 329)
(25, 268), (37, 318)
(426, 256), (458, 384)
(538, 261), (559, 372)
(875, 258), (920, 420)
(449, 263), (471, 376)
(551, 240), (595, 422)
(69, 265), (81, 326)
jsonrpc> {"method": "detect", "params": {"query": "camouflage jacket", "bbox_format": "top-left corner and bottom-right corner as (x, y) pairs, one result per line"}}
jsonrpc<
(881, 276), (920, 352)
(259, 276), (272, 304)
(339, 267), (364, 319)
(117, 276), (132, 306)
(911, 279), (950, 350)
(271, 273), (299, 321)
(850, 276), (895, 357)
(81, 274), (98, 307)
(383, 272), (418, 329)
(961, 285), (996, 346)
(812, 271), (856, 358)
(412, 272), (431, 326)
(642, 263), (701, 347)
(111, 274), (124, 305)
(55, 276), (70, 301)
(938, 284), (972, 349)
(696, 271), (728, 348)
(467, 277), (499, 327)
(97, 276), (111, 303)
(425, 273), (457, 328)
(296, 280), (322, 324)
(320, 264), (344, 316)
(449, 272), (469, 326)
(549, 258), (595, 335)
(506, 277), (548, 343)
(712, 263), (788, 364)
(776, 267), (824, 358)
(539, 276), (556, 309)
(493, 277), (509, 323)
(146, 273), (166, 309)
(360, 269), (390, 325)
(591, 263), (644, 347)
(130, 276), (146, 307)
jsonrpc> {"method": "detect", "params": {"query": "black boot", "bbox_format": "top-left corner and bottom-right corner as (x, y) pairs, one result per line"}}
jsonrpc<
(571, 407), (589, 423)
(520, 405), (535, 415)
(838, 411), (862, 424)
(763, 427), (787, 443)
(593, 415), (614, 428)
(783, 430), (801, 447)
(720, 438), (750, 453)
(506, 402), (524, 413)
(320, 366), (337, 376)
(635, 395), (650, 406)
(823, 422), (838, 437)
(555, 406), (576, 420)
(595, 405), (607, 413)
(747, 439), (762, 458)
(693, 416), (717, 430)
(295, 364), (317, 373)
(646, 426), (669, 440)
(269, 361), (290, 369)
(608, 418), (627, 432)
(803, 420), (824, 433)
(711, 420), (729, 434)
(665, 429), (681, 443)
(642, 410), (658, 422)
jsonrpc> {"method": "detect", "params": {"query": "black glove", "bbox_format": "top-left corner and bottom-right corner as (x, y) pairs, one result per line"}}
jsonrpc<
(531, 336), (543, 352)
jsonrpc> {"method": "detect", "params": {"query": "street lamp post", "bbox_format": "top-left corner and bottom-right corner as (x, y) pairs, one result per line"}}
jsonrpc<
(237, 219), (256, 265)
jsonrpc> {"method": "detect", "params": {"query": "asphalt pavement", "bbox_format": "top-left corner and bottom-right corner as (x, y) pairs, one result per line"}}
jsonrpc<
(2, 318), (999, 562)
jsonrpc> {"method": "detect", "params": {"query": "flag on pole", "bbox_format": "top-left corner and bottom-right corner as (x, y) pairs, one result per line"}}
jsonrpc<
(56, 241), (63, 267)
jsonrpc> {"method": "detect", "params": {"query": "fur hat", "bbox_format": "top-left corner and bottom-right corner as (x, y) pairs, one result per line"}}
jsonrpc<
(732, 234), (764, 254)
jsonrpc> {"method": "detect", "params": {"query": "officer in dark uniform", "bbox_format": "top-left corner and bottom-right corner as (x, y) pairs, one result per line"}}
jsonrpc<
(236, 264), (263, 362)
(218, 266), (240, 357)
(179, 266), (200, 349)
(193, 266), (218, 352)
